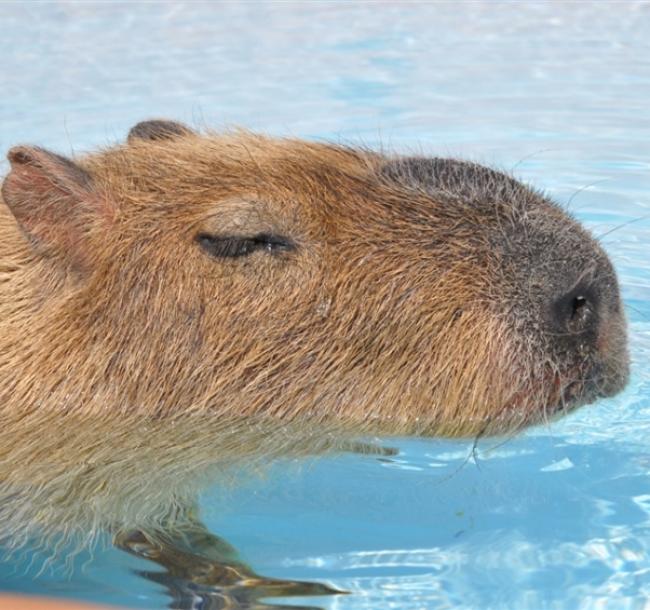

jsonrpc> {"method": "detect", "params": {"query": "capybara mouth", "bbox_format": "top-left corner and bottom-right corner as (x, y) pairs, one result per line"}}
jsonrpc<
(473, 352), (628, 437)
(545, 379), (591, 418)
(536, 357), (626, 422)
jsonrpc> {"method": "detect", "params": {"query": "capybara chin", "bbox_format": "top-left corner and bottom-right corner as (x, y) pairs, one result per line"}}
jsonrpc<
(0, 120), (629, 552)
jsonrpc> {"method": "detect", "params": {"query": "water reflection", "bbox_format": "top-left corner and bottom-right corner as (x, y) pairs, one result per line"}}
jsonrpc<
(117, 526), (342, 610)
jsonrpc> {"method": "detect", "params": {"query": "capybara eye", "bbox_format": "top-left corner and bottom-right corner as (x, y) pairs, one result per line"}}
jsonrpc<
(195, 233), (295, 259)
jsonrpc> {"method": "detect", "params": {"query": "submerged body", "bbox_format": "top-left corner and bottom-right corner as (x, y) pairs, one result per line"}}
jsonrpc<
(0, 121), (629, 548)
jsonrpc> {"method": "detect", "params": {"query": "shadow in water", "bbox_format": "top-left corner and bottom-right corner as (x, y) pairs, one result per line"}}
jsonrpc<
(116, 525), (343, 610)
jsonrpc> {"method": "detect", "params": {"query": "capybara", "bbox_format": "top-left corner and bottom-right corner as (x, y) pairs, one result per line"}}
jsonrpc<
(0, 120), (629, 561)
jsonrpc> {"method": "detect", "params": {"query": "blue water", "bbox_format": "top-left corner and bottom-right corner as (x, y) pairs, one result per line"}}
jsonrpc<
(2, 2), (650, 609)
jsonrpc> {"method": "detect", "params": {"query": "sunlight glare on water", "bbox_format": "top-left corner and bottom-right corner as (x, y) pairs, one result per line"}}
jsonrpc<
(1, 2), (650, 609)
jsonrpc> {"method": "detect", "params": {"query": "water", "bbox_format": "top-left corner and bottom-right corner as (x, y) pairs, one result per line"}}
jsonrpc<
(1, 2), (650, 608)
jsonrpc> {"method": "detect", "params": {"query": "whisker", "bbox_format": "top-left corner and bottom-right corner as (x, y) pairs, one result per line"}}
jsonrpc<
(625, 303), (650, 322)
(470, 426), (487, 471)
(595, 214), (650, 241)
(431, 422), (490, 487)
(483, 428), (519, 454)
(565, 179), (609, 211)
(510, 149), (555, 173)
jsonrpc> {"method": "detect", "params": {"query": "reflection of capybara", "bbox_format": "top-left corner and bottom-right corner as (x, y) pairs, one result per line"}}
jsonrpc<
(0, 120), (629, 552)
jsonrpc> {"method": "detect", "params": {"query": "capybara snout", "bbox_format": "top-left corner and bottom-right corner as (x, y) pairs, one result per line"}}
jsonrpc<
(380, 155), (628, 430)
(0, 120), (628, 441)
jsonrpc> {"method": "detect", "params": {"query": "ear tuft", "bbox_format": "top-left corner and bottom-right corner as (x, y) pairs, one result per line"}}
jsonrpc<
(127, 119), (194, 143)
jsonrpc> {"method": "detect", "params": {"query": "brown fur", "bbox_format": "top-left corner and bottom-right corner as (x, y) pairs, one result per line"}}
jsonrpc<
(0, 123), (629, 551)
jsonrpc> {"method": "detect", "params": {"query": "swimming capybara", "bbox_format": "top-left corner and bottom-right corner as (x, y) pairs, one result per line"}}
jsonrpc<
(0, 120), (629, 556)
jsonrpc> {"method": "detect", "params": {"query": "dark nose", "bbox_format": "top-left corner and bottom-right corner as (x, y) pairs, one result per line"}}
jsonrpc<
(552, 286), (599, 338)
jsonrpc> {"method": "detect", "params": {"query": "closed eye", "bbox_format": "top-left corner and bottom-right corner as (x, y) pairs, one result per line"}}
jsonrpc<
(196, 233), (296, 259)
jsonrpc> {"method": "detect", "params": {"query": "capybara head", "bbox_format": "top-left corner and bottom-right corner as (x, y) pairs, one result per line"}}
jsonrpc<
(0, 120), (629, 442)
(0, 120), (631, 550)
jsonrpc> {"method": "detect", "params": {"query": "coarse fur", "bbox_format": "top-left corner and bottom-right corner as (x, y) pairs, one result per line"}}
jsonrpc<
(0, 122), (629, 554)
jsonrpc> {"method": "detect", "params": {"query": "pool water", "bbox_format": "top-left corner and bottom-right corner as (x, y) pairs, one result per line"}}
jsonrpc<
(2, 2), (650, 609)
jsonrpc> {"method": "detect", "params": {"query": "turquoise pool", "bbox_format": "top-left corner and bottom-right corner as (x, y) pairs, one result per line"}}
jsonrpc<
(1, 2), (650, 609)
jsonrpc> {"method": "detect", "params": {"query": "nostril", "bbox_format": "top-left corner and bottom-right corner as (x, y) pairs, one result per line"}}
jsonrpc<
(553, 288), (598, 335)
(571, 295), (589, 325)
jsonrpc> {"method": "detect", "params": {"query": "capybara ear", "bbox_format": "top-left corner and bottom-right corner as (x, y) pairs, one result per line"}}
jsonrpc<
(127, 119), (194, 143)
(1, 146), (99, 268)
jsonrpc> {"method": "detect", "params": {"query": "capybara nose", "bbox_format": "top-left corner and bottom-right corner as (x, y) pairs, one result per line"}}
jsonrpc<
(551, 286), (598, 338)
